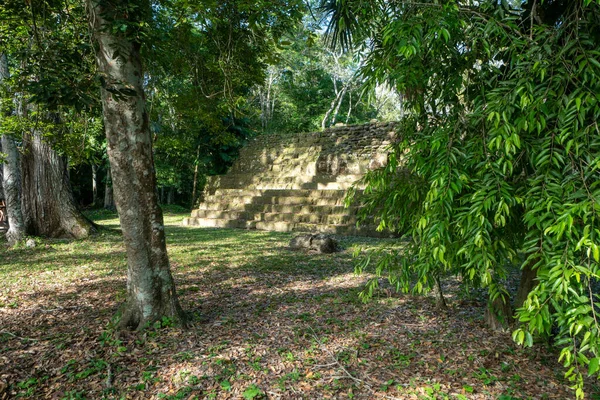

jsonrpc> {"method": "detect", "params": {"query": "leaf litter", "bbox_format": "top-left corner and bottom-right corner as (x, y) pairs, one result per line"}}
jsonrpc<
(0, 210), (593, 399)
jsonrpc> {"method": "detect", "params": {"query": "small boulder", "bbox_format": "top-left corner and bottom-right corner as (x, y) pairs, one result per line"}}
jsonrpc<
(25, 238), (36, 248)
(289, 235), (312, 250)
(289, 234), (339, 254)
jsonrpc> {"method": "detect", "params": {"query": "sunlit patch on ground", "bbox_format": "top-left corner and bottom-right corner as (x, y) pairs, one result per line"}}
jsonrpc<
(0, 208), (592, 399)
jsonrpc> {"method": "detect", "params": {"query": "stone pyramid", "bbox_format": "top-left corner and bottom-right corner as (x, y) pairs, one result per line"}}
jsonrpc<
(183, 122), (397, 236)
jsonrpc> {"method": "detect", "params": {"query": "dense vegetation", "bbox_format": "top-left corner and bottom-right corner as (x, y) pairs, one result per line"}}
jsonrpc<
(330, 0), (600, 396)
(0, 209), (585, 398)
(0, 0), (399, 208)
(1, 0), (599, 397)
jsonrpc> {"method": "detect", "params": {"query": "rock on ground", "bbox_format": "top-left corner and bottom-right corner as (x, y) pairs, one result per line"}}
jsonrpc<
(289, 234), (339, 254)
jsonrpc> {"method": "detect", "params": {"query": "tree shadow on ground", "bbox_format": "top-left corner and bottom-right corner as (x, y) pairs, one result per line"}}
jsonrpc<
(0, 265), (579, 399)
(0, 219), (587, 399)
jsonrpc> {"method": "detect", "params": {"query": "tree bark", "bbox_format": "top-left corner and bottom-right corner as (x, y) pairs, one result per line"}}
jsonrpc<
(484, 292), (513, 331)
(92, 163), (98, 207)
(21, 131), (94, 239)
(345, 91), (352, 124)
(86, 0), (185, 330)
(104, 165), (115, 210)
(330, 84), (348, 126)
(321, 82), (343, 130)
(167, 187), (174, 205)
(1, 135), (25, 245)
(433, 275), (448, 310)
(516, 259), (537, 309)
(0, 53), (25, 245)
(191, 145), (200, 209)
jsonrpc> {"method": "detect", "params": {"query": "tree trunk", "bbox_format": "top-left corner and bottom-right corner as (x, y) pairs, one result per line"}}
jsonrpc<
(330, 84), (348, 126)
(86, 0), (185, 330)
(104, 165), (115, 210)
(345, 91), (352, 124)
(0, 53), (25, 245)
(433, 275), (448, 310)
(516, 259), (537, 309)
(167, 187), (174, 205)
(21, 131), (94, 239)
(1, 135), (25, 245)
(191, 145), (200, 209)
(322, 82), (342, 130)
(485, 292), (513, 331)
(91, 163), (98, 207)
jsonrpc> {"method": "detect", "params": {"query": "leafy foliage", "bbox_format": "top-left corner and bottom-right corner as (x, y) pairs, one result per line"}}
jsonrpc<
(142, 0), (305, 203)
(1, 0), (306, 206)
(250, 22), (398, 134)
(330, 0), (600, 396)
(0, 0), (102, 155)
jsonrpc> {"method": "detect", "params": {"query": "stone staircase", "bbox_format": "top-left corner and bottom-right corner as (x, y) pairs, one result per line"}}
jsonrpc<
(183, 122), (398, 236)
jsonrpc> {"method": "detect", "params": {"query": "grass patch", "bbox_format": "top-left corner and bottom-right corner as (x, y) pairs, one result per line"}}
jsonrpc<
(0, 208), (577, 399)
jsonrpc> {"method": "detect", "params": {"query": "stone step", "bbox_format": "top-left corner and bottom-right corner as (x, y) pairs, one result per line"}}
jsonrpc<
(186, 122), (399, 237)
(255, 221), (384, 236)
(230, 157), (320, 175)
(192, 204), (353, 218)
(210, 173), (364, 186)
(258, 212), (354, 225)
(211, 180), (362, 191)
(198, 195), (348, 210)
(182, 217), (383, 237)
(228, 157), (379, 176)
(190, 210), (356, 225)
(271, 182), (358, 190)
(191, 210), (251, 220)
(260, 204), (353, 214)
(236, 149), (389, 168)
(182, 217), (256, 229)
(210, 188), (353, 198)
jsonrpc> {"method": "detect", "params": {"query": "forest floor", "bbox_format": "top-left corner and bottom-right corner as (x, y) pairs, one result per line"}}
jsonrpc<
(0, 207), (597, 400)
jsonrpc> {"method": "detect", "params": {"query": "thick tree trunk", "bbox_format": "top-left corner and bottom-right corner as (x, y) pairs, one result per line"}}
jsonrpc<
(87, 0), (185, 330)
(0, 53), (25, 245)
(21, 131), (94, 239)
(516, 259), (537, 309)
(1, 135), (25, 245)
(104, 166), (115, 210)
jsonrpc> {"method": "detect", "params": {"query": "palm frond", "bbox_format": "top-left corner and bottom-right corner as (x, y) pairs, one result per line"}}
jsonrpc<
(318, 0), (360, 51)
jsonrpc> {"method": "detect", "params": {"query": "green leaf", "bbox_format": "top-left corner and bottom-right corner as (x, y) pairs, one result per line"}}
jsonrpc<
(242, 384), (263, 399)
(589, 357), (600, 376)
(221, 380), (232, 391)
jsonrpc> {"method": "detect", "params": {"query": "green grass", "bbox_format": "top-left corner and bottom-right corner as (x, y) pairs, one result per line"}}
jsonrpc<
(0, 207), (577, 399)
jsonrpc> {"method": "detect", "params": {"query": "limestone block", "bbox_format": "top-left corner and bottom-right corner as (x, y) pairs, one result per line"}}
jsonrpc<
(289, 233), (339, 254)
(191, 121), (399, 237)
(368, 153), (388, 170)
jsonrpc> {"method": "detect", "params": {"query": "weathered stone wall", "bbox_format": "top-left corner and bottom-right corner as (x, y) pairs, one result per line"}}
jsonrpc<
(184, 122), (397, 236)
